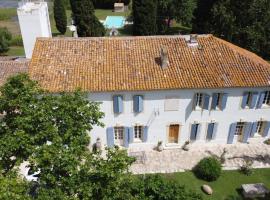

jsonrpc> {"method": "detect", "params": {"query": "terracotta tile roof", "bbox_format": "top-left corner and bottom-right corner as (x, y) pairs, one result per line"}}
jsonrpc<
(29, 35), (270, 92)
(0, 59), (29, 86)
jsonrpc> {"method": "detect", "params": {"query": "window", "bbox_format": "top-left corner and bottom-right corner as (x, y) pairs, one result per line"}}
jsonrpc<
(195, 93), (203, 108)
(256, 121), (265, 135)
(114, 127), (124, 145)
(164, 97), (179, 111)
(262, 91), (270, 106)
(235, 122), (245, 135)
(245, 92), (252, 107)
(134, 125), (143, 141)
(113, 95), (123, 113)
(206, 123), (216, 140)
(211, 93), (228, 110)
(241, 92), (258, 109)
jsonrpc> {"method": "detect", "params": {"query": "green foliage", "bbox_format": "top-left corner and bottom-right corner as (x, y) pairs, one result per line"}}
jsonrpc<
(133, 0), (157, 36)
(194, 157), (222, 181)
(0, 27), (12, 54)
(131, 174), (203, 200)
(54, 0), (67, 34)
(239, 160), (253, 176)
(192, 0), (270, 59)
(0, 172), (31, 200)
(0, 8), (17, 21)
(10, 35), (23, 46)
(70, 0), (105, 37)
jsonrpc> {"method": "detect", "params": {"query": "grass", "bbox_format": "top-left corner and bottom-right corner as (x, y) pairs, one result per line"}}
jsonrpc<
(6, 46), (25, 56)
(0, 8), (17, 21)
(164, 169), (270, 200)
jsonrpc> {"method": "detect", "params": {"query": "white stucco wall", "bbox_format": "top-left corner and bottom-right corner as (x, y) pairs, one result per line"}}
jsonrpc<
(88, 87), (270, 149)
(17, 1), (52, 58)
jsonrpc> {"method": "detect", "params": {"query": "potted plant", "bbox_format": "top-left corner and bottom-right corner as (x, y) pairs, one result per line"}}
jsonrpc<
(182, 140), (190, 151)
(157, 141), (164, 152)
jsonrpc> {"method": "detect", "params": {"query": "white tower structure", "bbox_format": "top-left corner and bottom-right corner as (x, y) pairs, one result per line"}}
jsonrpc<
(17, 0), (52, 58)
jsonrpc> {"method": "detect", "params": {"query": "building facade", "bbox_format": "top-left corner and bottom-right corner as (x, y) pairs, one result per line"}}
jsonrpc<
(28, 35), (270, 149)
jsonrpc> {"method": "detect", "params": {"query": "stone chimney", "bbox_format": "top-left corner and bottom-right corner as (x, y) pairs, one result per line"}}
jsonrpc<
(160, 46), (169, 69)
(187, 34), (198, 47)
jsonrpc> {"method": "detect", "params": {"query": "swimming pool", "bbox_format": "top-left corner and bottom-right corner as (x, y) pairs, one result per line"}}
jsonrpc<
(103, 16), (126, 29)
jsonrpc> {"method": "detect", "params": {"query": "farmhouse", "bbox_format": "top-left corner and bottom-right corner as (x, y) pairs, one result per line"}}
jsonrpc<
(1, 35), (270, 150)
(25, 34), (270, 149)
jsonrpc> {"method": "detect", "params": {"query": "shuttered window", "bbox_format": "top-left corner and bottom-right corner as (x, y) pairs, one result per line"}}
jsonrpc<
(235, 122), (245, 135)
(211, 93), (228, 110)
(241, 92), (258, 109)
(134, 125), (143, 141)
(262, 91), (270, 106)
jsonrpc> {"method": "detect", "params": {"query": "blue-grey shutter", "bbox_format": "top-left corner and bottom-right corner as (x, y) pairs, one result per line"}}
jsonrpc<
(250, 92), (258, 109)
(118, 96), (123, 113)
(263, 122), (270, 137)
(250, 122), (257, 137)
(221, 93), (228, 110)
(106, 127), (114, 147)
(129, 127), (134, 143)
(190, 124), (197, 140)
(257, 92), (266, 108)
(227, 123), (236, 144)
(196, 124), (201, 139)
(206, 123), (214, 140)
(133, 95), (143, 113)
(143, 126), (148, 142)
(203, 94), (210, 110)
(192, 94), (197, 110)
(113, 96), (118, 113)
(242, 122), (252, 143)
(211, 93), (219, 109)
(241, 92), (249, 109)
(212, 123), (218, 139)
(124, 127), (129, 148)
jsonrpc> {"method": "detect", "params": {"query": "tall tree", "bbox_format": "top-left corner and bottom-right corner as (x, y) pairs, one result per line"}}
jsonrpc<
(133, 0), (157, 35)
(54, 0), (67, 34)
(70, 0), (105, 37)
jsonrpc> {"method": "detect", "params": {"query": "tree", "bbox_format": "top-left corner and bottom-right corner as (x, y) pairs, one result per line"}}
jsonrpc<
(133, 0), (157, 35)
(0, 27), (12, 54)
(54, 0), (67, 34)
(70, 0), (105, 37)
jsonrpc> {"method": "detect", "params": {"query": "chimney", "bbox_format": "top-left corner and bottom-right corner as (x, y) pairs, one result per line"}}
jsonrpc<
(187, 34), (198, 47)
(160, 46), (169, 69)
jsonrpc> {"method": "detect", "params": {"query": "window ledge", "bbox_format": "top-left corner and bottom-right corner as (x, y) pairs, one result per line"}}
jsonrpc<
(133, 139), (143, 143)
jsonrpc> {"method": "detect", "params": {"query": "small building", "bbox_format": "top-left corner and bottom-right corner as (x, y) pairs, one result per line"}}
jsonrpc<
(114, 3), (124, 12)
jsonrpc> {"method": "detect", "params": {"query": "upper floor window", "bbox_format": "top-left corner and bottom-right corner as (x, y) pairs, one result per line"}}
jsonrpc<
(241, 92), (258, 109)
(195, 93), (203, 109)
(134, 125), (143, 141)
(262, 91), (270, 106)
(211, 93), (228, 110)
(133, 95), (143, 113)
(113, 95), (123, 114)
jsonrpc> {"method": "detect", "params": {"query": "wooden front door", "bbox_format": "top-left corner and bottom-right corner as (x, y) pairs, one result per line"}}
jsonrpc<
(168, 124), (179, 143)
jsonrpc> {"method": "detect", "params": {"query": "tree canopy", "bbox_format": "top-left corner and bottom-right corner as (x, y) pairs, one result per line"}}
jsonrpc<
(54, 0), (67, 34)
(192, 0), (270, 59)
(69, 0), (105, 37)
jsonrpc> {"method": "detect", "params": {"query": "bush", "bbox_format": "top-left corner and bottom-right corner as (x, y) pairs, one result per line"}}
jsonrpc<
(239, 160), (253, 176)
(194, 157), (222, 181)
(0, 27), (12, 54)
(131, 174), (203, 200)
(10, 35), (23, 46)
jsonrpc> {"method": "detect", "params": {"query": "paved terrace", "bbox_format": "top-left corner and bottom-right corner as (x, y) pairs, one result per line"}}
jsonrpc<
(129, 141), (270, 174)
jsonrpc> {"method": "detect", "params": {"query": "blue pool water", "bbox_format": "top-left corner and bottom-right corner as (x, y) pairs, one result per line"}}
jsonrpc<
(104, 16), (126, 29)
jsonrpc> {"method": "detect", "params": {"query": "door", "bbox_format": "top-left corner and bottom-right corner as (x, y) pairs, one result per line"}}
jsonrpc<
(168, 124), (179, 143)
(114, 127), (124, 146)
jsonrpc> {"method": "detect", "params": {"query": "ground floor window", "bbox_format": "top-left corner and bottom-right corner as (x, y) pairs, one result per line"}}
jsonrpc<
(114, 126), (124, 145)
(256, 121), (265, 136)
(134, 125), (143, 141)
(235, 122), (245, 136)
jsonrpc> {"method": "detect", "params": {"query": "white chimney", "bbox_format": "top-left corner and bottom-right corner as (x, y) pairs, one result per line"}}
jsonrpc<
(160, 46), (169, 69)
(17, 0), (52, 58)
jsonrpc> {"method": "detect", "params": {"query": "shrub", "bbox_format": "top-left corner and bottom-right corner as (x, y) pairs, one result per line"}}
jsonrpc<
(194, 157), (222, 181)
(0, 27), (12, 54)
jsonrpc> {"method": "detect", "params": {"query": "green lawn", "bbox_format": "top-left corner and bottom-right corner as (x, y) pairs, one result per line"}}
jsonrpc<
(95, 9), (130, 20)
(164, 169), (270, 200)
(6, 46), (25, 56)
(0, 8), (17, 21)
